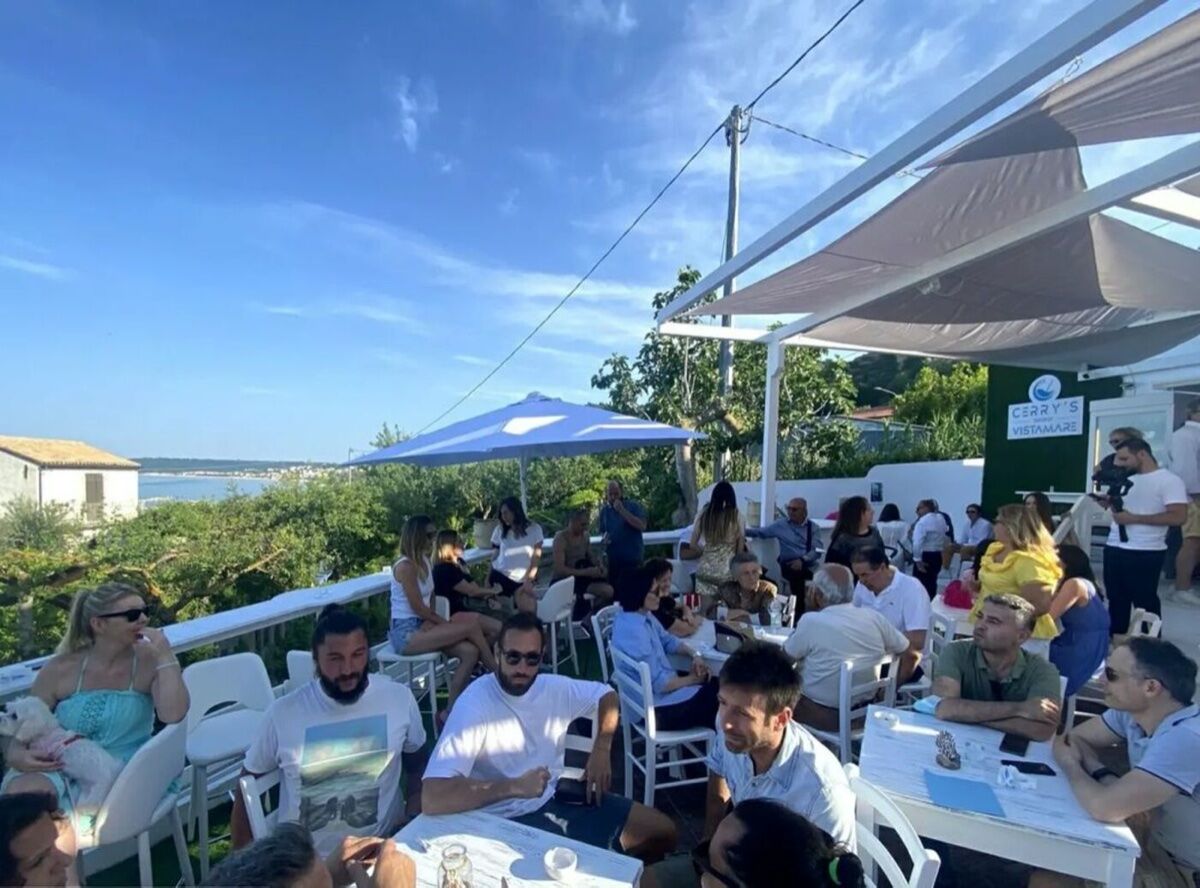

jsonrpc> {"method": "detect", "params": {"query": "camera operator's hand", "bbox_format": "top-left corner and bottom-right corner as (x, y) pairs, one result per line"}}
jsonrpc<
(1112, 510), (1136, 525)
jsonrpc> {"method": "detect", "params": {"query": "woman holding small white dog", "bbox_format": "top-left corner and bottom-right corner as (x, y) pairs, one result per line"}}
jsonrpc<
(1, 583), (189, 826)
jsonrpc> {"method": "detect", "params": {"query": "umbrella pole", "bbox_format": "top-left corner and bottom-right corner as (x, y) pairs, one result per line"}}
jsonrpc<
(519, 455), (528, 513)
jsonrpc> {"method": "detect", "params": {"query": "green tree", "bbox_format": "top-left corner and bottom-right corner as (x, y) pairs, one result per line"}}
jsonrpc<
(0, 499), (81, 551)
(892, 363), (988, 426)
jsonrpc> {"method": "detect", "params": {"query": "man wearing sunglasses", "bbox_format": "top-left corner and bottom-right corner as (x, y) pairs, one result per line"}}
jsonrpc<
(1032, 638), (1199, 887)
(422, 612), (677, 865)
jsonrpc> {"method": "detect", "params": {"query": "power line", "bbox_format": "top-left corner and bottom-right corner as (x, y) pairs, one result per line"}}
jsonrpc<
(418, 121), (726, 433)
(750, 113), (924, 180)
(423, 0), (871, 432)
(744, 0), (869, 111)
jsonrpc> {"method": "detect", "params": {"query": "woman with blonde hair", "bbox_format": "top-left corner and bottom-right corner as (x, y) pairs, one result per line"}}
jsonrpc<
(390, 516), (497, 713)
(688, 481), (747, 599)
(1, 582), (189, 831)
(968, 504), (1062, 652)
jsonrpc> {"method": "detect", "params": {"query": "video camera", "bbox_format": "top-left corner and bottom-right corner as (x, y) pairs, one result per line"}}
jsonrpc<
(1092, 459), (1135, 543)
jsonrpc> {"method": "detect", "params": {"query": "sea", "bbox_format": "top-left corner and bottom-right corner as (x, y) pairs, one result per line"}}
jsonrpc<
(139, 473), (274, 503)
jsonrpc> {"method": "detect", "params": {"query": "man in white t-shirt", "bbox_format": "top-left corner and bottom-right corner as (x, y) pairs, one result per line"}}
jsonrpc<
(1102, 439), (1188, 636)
(1168, 399), (1200, 605)
(1031, 638), (1200, 887)
(422, 612), (677, 864)
(851, 545), (930, 683)
(232, 606), (427, 857)
(783, 564), (912, 731)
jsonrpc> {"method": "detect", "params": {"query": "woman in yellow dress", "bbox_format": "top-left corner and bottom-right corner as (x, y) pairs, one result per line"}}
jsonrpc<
(968, 503), (1062, 654)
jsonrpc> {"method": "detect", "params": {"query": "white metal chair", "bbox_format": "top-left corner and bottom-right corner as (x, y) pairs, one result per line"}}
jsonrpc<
(590, 603), (620, 684)
(237, 768), (282, 841)
(537, 578), (579, 675)
(807, 657), (898, 764)
(375, 595), (451, 736)
(1129, 607), (1163, 638)
(898, 612), (953, 704)
(610, 646), (713, 806)
(845, 763), (941, 888)
(78, 721), (194, 888)
(182, 652), (274, 876)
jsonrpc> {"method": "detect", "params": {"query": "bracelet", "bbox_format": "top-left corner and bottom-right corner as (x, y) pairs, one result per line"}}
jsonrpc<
(156, 659), (181, 671)
(1089, 766), (1117, 782)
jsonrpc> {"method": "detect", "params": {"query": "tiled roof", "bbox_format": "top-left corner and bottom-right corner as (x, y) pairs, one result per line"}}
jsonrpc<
(0, 436), (139, 469)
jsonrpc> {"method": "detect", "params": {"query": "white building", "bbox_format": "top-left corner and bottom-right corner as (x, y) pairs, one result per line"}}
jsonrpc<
(0, 436), (140, 524)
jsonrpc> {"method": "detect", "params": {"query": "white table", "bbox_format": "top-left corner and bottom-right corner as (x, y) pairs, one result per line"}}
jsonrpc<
(394, 810), (643, 887)
(930, 594), (973, 637)
(676, 619), (790, 670)
(859, 706), (1139, 886)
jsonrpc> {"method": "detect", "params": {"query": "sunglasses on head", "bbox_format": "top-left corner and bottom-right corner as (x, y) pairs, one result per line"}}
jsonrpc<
(97, 607), (149, 622)
(502, 650), (543, 667)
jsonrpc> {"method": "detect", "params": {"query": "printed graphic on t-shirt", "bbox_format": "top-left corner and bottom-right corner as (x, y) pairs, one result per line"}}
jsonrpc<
(298, 715), (392, 843)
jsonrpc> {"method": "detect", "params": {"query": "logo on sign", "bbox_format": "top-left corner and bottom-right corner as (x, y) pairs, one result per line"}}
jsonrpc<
(1028, 375), (1062, 402)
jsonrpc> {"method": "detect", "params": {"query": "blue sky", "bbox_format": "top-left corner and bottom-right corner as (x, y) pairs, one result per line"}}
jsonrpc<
(2, 0), (1197, 461)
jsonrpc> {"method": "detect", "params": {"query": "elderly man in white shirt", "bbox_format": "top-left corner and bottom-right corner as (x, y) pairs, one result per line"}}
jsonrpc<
(705, 643), (856, 851)
(784, 564), (914, 732)
(955, 503), (993, 561)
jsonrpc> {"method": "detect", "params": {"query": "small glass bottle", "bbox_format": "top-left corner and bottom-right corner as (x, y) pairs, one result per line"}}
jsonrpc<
(439, 843), (474, 888)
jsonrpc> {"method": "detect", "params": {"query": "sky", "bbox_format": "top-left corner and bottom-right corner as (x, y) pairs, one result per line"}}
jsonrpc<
(1, 0), (1198, 461)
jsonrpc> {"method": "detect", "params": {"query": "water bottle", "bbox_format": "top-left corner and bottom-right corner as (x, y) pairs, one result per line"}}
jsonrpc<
(439, 843), (474, 888)
(768, 598), (783, 627)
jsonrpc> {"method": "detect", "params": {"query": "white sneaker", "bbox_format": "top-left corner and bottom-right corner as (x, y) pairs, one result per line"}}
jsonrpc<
(1173, 590), (1200, 608)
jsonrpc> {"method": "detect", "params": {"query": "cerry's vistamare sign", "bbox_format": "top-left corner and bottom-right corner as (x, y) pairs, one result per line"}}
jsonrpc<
(1006, 374), (1083, 440)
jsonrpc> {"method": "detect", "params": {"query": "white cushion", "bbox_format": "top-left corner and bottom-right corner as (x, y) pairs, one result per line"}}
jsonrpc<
(186, 709), (264, 765)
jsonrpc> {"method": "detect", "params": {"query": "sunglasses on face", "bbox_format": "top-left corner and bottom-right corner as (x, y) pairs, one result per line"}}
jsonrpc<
(1104, 667), (1125, 683)
(502, 650), (543, 667)
(97, 607), (149, 622)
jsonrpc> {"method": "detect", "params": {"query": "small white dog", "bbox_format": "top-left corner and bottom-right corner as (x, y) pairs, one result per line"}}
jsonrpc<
(0, 696), (123, 810)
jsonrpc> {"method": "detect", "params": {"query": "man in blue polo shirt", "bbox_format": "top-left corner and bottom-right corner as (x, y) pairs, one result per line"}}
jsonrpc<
(599, 480), (646, 589)
(1032, 637), (1199, 886)
(704, 643), (855, 850)
(746, 497), (821, 611)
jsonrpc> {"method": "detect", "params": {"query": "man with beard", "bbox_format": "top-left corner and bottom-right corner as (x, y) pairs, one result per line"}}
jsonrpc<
(703, 643), (855, 849)
(231, 605), (427, 856)
(422, 612), (677, 865)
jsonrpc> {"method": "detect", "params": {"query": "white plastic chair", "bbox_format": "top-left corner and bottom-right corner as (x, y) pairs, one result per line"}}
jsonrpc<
(375, 595), (452, 736)
(845, 764), (941, 888)
(537, 578), (579, 675)
(609, 646), (713, 806)
(1129, 607), (1163, 638)
(590, 604), (620, 684)
(898, 611), (953, 704)
(182, 652), (274, 876)
(284, 649), (312, 695)
(562, 708), (600, 784)
(807, 657), (898, 764)
(78, 721), (194, 888)
(237, 768), (282, 841)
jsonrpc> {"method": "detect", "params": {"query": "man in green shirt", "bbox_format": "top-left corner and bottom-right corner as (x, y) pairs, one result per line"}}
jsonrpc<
(933, 593), (1062, 741)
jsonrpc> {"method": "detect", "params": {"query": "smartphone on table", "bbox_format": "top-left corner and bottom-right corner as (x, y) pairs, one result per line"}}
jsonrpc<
(1000, 759), (1056, 776)
(999, 732), (1030, 757)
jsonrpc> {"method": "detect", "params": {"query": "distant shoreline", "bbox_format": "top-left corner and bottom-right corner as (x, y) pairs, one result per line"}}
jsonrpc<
(140, 471), (276, 481)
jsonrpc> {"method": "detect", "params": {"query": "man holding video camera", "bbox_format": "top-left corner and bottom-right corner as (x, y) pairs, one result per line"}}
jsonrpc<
(1101, 439), (1188, 636)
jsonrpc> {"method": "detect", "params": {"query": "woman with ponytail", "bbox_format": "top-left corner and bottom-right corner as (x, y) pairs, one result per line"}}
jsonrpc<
(1, 582), (189, 828)
(699, 798), (865, 888)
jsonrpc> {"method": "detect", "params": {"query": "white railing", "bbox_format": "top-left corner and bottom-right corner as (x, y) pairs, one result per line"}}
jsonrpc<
(0, 529), (688, 702)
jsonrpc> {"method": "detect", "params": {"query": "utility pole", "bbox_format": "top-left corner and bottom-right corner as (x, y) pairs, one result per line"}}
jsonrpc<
(717, 104), (744, 481)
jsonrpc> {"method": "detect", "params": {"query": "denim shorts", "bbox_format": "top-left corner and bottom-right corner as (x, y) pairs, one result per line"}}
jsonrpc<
(389, 617), (424, 654)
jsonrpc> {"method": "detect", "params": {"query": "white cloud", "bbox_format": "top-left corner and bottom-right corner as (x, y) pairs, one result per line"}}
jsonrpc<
(453, 354), (493, 367)
(369, 349), (416, 368)
(515, 148), (561, 177)
(499, 188), (520, 216)
(434, 152), (460, 174)
(0, 254), (72, 281)
(552, 0), (637, 35)
(240, 386), (284, 397)
(249, 290), (427, 333)
(393, 76), (438, 152)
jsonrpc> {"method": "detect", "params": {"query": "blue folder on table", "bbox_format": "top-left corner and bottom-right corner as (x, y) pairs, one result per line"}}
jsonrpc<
(923, 770), (1005, 818)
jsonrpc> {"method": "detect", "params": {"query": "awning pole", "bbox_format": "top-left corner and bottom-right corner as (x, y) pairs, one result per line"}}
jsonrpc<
(519, 454), (529, 513)
(759, 340), (784, 528)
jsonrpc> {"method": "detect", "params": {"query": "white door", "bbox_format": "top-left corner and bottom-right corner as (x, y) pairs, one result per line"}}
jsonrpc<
(1087, 394), (1174, 488)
